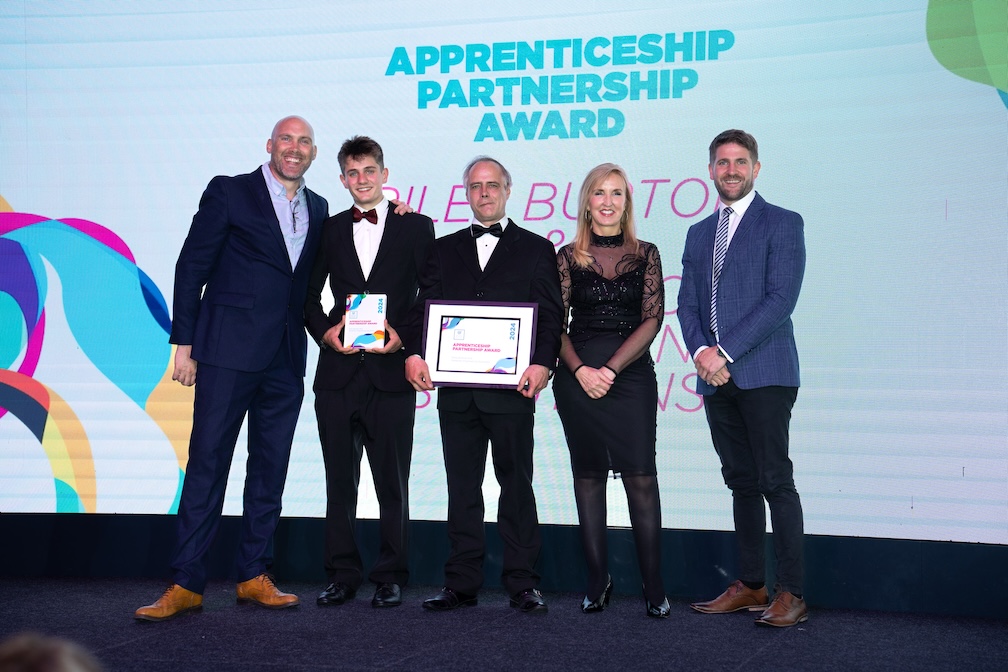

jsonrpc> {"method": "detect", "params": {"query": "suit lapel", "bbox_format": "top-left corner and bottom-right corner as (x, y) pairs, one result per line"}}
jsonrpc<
(250, 169), (291, 270)
(369, 202), (396, 278)
(333, 210), (367, 284)
(454, 227), (483, 280)
(697, 212), (718, 291)
(723, 193), (765, 270)
(481, 218), (519, 278)
(294, 190), (325, 275)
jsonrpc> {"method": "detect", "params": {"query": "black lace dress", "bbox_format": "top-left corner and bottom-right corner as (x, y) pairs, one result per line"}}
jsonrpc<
(553, 233), (664, 478)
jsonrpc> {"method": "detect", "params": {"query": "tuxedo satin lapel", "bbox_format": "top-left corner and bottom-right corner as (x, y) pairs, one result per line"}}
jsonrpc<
(250, 170), (291, 269)
(331, 212), (365, 285)
(370, 204), (396, 276)
(480, 219), (519, 277)
(454, 229), (483, 279)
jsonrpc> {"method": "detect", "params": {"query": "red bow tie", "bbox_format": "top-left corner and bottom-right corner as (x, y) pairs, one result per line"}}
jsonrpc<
(352, 207), (378, 224)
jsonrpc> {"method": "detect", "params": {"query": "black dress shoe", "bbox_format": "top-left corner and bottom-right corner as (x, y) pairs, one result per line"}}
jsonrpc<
(371, 582), (402, 608)
(316, 582), (357, 606)
(510, 588), (548, 614)
(647, 596), (671, 619)
(581, 576), (613, 613)
(423, 587), (477, 611)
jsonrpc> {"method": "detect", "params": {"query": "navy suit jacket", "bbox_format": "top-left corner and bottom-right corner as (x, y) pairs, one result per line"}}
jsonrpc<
(304, 203), (435, 392)
(677, 192), (805, 395)
(170, 167), (328, 376)
(406, 220), (564, 414)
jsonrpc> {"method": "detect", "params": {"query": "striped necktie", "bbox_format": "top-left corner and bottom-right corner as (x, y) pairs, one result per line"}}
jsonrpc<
(710, 206), (733, 339)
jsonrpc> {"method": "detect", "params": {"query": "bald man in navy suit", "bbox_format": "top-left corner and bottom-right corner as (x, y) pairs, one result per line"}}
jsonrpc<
(136, 116), (328, 621)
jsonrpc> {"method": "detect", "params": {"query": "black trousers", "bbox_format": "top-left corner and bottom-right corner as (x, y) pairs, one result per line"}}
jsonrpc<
(438, 400), (541, 596)
(704, 379), (804, 594)
(315, 368), (414, 588)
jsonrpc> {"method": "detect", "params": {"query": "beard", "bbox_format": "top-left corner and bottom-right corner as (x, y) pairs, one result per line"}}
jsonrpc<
(714, 175), (752, 203)
(273, 153), (309, 181)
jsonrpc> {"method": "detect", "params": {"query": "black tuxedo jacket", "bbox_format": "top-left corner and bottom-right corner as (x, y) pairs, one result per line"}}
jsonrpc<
(305, 202), (435, 392)
(407, 219), (563, 414)
(171, 167), (328, 376)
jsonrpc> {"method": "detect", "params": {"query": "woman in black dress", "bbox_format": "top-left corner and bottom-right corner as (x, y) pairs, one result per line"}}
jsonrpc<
(553, 163), (669, 618)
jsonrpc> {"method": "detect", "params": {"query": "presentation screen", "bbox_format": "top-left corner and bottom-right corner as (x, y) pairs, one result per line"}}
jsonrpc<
(1, 1), (1005, 545)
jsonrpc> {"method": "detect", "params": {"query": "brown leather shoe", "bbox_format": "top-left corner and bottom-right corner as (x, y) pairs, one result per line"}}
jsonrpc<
(134, 584), (203, 622)
(755, 591), (809, 627)
(690, 580), (769, 614)
(236, 574), (299, 609)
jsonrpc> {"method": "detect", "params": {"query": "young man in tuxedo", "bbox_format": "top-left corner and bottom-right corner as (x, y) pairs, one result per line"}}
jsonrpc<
(405, 156), (563, 614)
(305, 136), (434, 609)
(677, 129), (808, 627)
(136, 116), (328, 621)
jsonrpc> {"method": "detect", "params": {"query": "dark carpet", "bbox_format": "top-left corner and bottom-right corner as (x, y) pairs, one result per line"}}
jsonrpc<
(2, 578), (1006, 671)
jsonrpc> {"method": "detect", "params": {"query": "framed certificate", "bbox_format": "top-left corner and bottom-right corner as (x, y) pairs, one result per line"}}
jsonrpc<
(421, 300), (538, 389)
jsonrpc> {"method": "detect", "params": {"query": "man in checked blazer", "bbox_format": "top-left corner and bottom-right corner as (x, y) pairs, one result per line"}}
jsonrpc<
(304, 136), (434, 609)
(677, 129), (809, 628)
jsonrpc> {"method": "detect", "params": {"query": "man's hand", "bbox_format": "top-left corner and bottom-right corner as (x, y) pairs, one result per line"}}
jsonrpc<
(574, 365), (615, 399)
(517, 364), (550, 398)
(695, 346), (731, 386)
(322, 317), (357, 354)
(406, 355), (434, 391)
(390, 199), (414, 215)
(373, 321), (403, 354)
(172, 344), (197, 387)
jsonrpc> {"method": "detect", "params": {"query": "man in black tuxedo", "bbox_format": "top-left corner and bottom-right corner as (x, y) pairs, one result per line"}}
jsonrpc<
(405, 156), (563, 613)
(305, 136), (434, 609)
(136, 116), (328, 621)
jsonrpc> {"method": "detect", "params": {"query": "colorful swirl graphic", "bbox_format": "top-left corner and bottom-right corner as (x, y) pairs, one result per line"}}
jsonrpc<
(346, 293), (367, 311)
(488, 357), (517, 374)
(350, 330), (386, 348)
(1, 207), (191, 513)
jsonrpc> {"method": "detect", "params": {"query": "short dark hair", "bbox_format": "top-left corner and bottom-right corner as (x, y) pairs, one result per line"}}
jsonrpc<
(338, 135), (384, 174)
(709, 129), (758, 165)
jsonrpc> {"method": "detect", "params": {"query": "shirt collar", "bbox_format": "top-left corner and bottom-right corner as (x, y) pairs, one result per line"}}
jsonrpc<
(723, 189), (756, 220)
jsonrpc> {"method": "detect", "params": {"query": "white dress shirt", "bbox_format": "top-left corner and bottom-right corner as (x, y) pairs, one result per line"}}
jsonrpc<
(353, 198), (388, 280)
(474, 217), (508, 270)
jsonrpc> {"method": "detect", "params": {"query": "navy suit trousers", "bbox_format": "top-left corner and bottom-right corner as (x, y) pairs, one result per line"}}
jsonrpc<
(170, 339), (303, 594)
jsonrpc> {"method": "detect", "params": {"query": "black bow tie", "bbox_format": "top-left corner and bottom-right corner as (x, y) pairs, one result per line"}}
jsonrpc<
(352, 207), (378, 224)
(471, 222), (503, 238)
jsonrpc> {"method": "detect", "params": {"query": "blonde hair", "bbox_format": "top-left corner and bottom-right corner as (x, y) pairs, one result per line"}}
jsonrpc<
(570, 163), (640, 268)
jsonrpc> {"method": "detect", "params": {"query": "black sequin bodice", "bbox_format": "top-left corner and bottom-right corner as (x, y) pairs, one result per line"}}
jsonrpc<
(561, 233), (660, 343)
